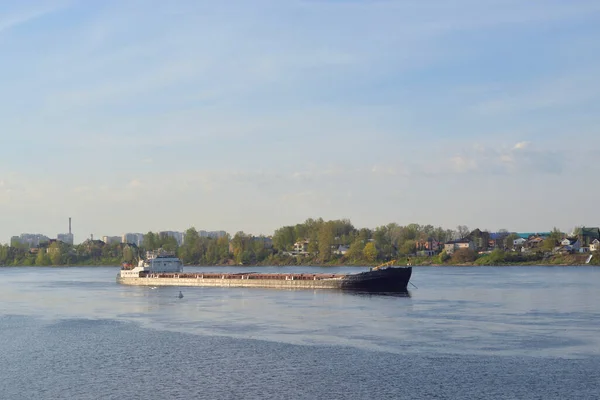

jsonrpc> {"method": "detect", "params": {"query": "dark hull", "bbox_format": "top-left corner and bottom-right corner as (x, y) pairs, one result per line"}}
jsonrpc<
(340, 267), (412, 292)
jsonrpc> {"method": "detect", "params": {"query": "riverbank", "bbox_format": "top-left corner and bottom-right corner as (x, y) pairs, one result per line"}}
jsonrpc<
(2, 253), (594, 268)
(235, 252), (595, 267)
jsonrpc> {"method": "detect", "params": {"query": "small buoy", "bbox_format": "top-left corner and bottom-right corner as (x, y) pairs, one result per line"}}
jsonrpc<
(178, 291), (184, 299)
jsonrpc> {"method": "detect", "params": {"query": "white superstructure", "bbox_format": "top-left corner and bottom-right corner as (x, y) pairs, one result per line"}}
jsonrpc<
(119, 250), (183, 278)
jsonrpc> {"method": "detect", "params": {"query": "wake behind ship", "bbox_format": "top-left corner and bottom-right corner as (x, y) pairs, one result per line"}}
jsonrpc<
(118, 252), (412, 292)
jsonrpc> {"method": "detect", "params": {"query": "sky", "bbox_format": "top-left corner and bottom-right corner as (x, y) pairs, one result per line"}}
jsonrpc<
(1, 0), (599, 243)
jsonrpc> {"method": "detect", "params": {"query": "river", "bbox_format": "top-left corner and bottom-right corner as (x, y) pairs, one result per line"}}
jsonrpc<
(1, 265), (599, 399)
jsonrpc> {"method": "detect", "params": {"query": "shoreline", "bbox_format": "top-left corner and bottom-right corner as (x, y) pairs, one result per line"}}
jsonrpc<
(1, 263), (595, 268)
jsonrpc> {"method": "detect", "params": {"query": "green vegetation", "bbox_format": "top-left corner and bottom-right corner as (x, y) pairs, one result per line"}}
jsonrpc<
(0, 218), (597, 267)
(450, 249), (477, 264)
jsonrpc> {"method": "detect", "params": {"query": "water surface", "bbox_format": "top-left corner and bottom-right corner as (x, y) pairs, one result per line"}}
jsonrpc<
(1, 266), (599, 399)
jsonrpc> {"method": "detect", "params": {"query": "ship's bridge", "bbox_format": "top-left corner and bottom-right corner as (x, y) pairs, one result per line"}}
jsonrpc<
(144, 251), (183, 273)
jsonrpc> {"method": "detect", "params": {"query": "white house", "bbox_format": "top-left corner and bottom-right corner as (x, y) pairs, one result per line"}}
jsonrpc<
(513, 238), (527, 246)
(334, 245), (349, 255)
(444, 239), (475, 255)
(560, 238), (581, 252)
(590, 239), (600, 252)
(293, 240), (309, 253)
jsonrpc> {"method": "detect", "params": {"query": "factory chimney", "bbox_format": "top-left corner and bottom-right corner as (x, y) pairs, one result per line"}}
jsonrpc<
(69, 217), (72, 234)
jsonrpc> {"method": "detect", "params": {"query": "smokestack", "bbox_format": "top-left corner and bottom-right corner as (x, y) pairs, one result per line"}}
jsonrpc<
(69, 217), (72, 234)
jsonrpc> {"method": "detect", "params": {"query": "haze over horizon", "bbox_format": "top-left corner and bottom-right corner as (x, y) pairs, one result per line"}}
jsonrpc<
(1, 1), (599, 244)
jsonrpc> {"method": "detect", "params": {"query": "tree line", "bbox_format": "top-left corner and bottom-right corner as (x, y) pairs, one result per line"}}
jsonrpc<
(0, 219), (584, 266)
(0, 219), (459, 266)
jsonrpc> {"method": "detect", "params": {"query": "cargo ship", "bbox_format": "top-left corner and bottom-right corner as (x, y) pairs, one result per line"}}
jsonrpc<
(117, 253), (412, 292)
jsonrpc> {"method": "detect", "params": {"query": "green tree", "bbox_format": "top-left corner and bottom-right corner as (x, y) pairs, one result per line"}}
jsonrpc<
(123, 246), (135, 263)
(373, 226), (391, 247)
(35, 249), (50, 266)
(307, 232), (319, 255)
(143, 232), (158, 250)
(504, 233), (519, 250)
(217, 236), (230, 261)
(231, 232), (251, 264)
(21, 253), (35, 266)
(541, 238), (556, 252)
(373, 225), (394, 259)
(363, 242), (378, 263)
(400, 240), (416, 255)
(404, 223), (421, 241)
(476, 249), (508, 265)
(345, 239), (364, 262)
(548, 227), (563, 242)
(488, 249), (507, 264)
(205, 241), (219, 264)
(386, 223), (404, 248)
(179, 228), (201, 264)
(450, 248), (476, 264)
(318, 222), (334, 262)
(536, 228), (562, 253)
(161, 236), (178, 253)
(10, 237), (26, 249)
(358, 228), (372, 243)
(48, 242), (62, 265)
(0, 244), (9, 265)
(434, 250), (450, 264)
(273, 226), (295, 251)
(294, 224), (308, 244)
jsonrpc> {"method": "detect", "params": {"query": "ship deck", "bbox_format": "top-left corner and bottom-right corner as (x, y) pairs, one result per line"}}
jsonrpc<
(141, 272), (346, 281)
(118, 271), (347, 289)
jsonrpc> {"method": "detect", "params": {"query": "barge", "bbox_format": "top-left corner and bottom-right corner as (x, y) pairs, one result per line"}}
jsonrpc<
(117, 253), (412, 292)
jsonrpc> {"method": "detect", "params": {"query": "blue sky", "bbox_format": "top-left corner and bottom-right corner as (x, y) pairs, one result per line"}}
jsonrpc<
(1, 0), (599, 243)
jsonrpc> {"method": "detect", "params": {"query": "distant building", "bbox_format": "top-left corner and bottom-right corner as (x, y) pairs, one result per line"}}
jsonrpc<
(444, 239), (475, 255)
(282, 240), (311, 257)
(57, 217), (74, 245)
(199, 230), (227, 239)
(159, 231), (185, 246)
(513, 238), (527, 246)
(102, 236), (122, 245)
(57, 233), (74, 245)
(576, 227), (600, 247)
(334, 245), (349, 255)
(525, 236), (545, 249)
(489, 232), (510, 249)
(292, 240), (310, 254)
(122, 233), (144, 246)
(11, 233), (50, 248)
(560, 238), (581, 252)
(466, 229), (491, 251)
(416, 238), (441, 253)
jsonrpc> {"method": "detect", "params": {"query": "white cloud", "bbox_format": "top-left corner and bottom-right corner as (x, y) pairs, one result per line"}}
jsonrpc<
(450, 156), (478, 173)
(446, 142), (566, 176)
(514, 142), (530, 150)
(371, 165), (394, 175)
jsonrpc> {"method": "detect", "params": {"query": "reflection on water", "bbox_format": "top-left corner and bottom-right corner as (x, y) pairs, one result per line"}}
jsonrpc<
(344, 289), (411, 298)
